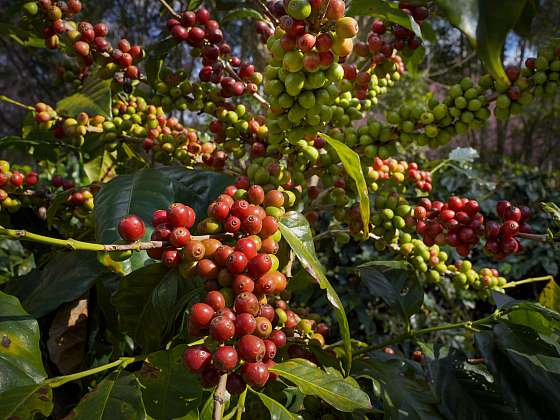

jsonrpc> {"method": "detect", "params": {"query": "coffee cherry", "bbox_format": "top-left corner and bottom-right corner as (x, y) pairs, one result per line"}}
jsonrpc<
(226, 251), (248, 274)
(202, 239), (221, 257)
(209, 315), (235, 342)
(241, 362), (269, 388)
(212, 346), (238, 372)
(264, 190), (284, 207)
(501, 220), (519, 237)
(198, 259), (219, 279)
(169, 227), (191, 247)
(503, 206), (522, 222)
(269, 330), (287, 348)
(235, 237), (258, 258)
(263, 339), (277, 361)
(214, 245), (234, 266)
(226, 373), (246, 395)
(235, 313), (257, 336)
(191, 303), (215, 327)
(206, 290), (226, 311)
(183, 240), (205, 261)
(232, 274), (255, 294)
(234, 292), (260, 315)
(10, 171), (24, 187)
(231, 199), (251, 219)
(248, 254), (272, 277)
(255, 273), (276, 295)
(237, 334), (265, 362)
(260, 216), (279, 237)
(200, 366), (220, 388)
(183, 346), (212, 373)
(210, 201), (230, 220)
(254, 317), (272, 338)
(151, 209), (168, 226)
(25, 172), (38, 186)
(247, 185), (265, 205)
(118, 215), (145, 241)
(224, 215), (241, 233)
(168, 203), (196, 228)
(242, 215), (263, 235)
(162, 247), (181, 267)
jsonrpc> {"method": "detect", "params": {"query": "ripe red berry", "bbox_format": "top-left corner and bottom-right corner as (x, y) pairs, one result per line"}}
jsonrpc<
(263, 339), (277, 361)
(169, 227), (191, 248)
(226, 373), (246, 395)
(206, 290), (226, 311)
(210, 201), (230, 220)
(241, 362), (269, 388)
(247, 254), (272, 278)
(191, 303), (215, 327)
(235, 313), (257, 336)
(213, 346), (238, 372)
(260, 216), (278, 237)
(234, 292), (260, 316)
(183, 346), (212, 373)
(209, 316), (235, 342)
(197, 259), (219, 279)
(183, 240), (206, 261)
(255, 274), (275, 295)
(503, 206), (522, 222)
(237, 334), (265, 362)
(25, 172), (38, 186)
(269, 330), (287, 348)
(231, 199), (251, 219)
(161, 247), (181, 267)
(485, 221), (501, 239)
(9, 171), (24, 187)
(168, 203), (196, 228)
(118, 215), (145, 241)
(501, 220), (519, 237)
(200, 366), (220, 388)
(496, 200), (512, 219)
(232, 274), (255, 294)
(264, 190), (284, 207)
(247, 185), (265, 205)
(226, 251), (248, 274)
(242, 215), (262, 235)
(196, 7), (210, 24)
(235, 237), (258, 259)
(258, 304), (275, 322)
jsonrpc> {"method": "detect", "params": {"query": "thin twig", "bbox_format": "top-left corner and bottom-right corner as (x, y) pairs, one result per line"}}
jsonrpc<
(221, 60), (270, 108)
(213, 373), (228, 420)
(158, 0), (180, 19)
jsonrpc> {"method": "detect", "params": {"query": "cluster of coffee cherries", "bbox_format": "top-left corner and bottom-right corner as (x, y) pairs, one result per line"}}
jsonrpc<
(483, 201), (531, 260)
(370, 192), (414, 247)
(448, 261), (507, 296)
(366, 157), (432, 192)
(353, 1), (426, 68)
(0, 161), (38, 213)
(414, 197), (484, 257)
(255, 19), (274, 43)
(34, 102), (58, 130)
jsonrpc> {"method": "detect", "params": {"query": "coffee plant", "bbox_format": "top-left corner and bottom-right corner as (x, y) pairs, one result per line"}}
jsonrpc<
(1, 0), (560, 418)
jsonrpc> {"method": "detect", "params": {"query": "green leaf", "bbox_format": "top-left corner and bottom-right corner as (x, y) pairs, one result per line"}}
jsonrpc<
(0, 23), (46, 48)
(46, 189), (73, 228)
(4, 252), (116, 318)
(223, 8), (264, 21)
(279, 212), (352, 373)
(433, 0), (478, 44)
(0, 292), (47, 393)
(250, 388), (300, 420)
(145, 37), (177, 84)
(112, 264), (203, 352)
(347, 0), (422, 37)
(269, 359), (371, 412)
(94, 168), (175, 272)
(513, 0), (538, 37)
(358, 263), (423, 320)
(137, 345), (203, 419)
(320, 133), (370, 237)
(188, 0), (204, 11)
(476, 0), (528, 85)
(352, 358), (441, 419)
(84, 150), (116, 183)
(57, 74), (112, 118)
(64, 371), (146, 419)
(158, 166), (234, 219)
(0, 384), (53, 419)
(539, 280), (560, 313)
(429, 349), (517, 419)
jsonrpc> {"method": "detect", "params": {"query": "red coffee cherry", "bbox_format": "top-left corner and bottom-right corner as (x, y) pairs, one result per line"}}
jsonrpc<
(269, 330), (287, 348)
(235, 237), (258, 258)
(503, 206), (522, 222)
(151, 209), (168, 226)
(234, 292), (260, 315)
(215, 307), (236, 322)
(231, 200), (251, 219)
(210, 201), (230, 220)
(501, 220), (519, 237)
(226, 373), (246, 395)
(263, 339), (277, 361)
(264, 190), (284, 207)
(197, 259), (219, 279)
(254, 274), (275, 296)
(209, 316), (235, 342)
(200, 366), (220, 388)
(242, 215), (263, 235)
(212, 346), (238, 372)
(226, 251), (248, 274)
(161, 247), (181, 267)
(214, 245), (234, 266)
(191, 303), (215, 327)
(235, 313), (257, 336)
(169, 227), (191, 248)
(260, 216), (278, 237)
(258, 304), (275, 322)
(168, 203), (196, 228)
(261, 238), (279, 254)
(25, 172), (38, 186)
(241, 362), (269, 388)
(118, 215), (145, 241)
(247, 254), (272, 277)
(247, 185), (265, 205)
(232, 274), (255, 294)
(315, 322), (329, 337)
(254, 317), (272, 338)
(205, 290), (226, 311)
(183, 345), (212, 373)
(237, 334), (265, 362)
(224, 215), (241, 233)
(183, 240), (206, 261)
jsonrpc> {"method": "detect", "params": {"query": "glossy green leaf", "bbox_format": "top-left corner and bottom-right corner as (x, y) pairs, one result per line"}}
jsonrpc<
(270, 359), (371, 412)
(112, 264), (203, 352)
(94, 168), (175, 272)
(0, 383), (53, 419)
(224, 8), (264, 21)
(352, 358), (441, 419)
(279, 212), (352, 373)
(137, 345), (202, 419)
(145, 37), (177, 84)
(347, 0), (422, 37)
(429, 349), (516, 419)
(159, 167), (234, 219)
(250, 388), (300, 420)
(4, 252), (116, 318)
(539, 280), (560, 313)
(433, 0), (478, 44)
(513, 0), (538, 37)
(84, 150), (116, 183)
(0, 23), (46, 48)
(358, 263), (423, 320)
(0, 292), (47, 393)
(188, 0), (204, 11)
(320, 133), (370, 237)
(57, 74), (112, 118)
(64, 371), (146, 419)
(476, 0), (528, 85)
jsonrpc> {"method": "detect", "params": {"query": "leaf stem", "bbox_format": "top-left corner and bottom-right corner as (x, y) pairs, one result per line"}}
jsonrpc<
(0, 95), (35, 111)
(517, 232), (551, 243)
(46, 356), (141, 388)
(354, 310), (507, 357)
(158, 0), (180, 18)
(213, 373), (228, 420)
(502, 275), (554, 289)
(0, 225), (229, 252)
(236, 388), (247, 420)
